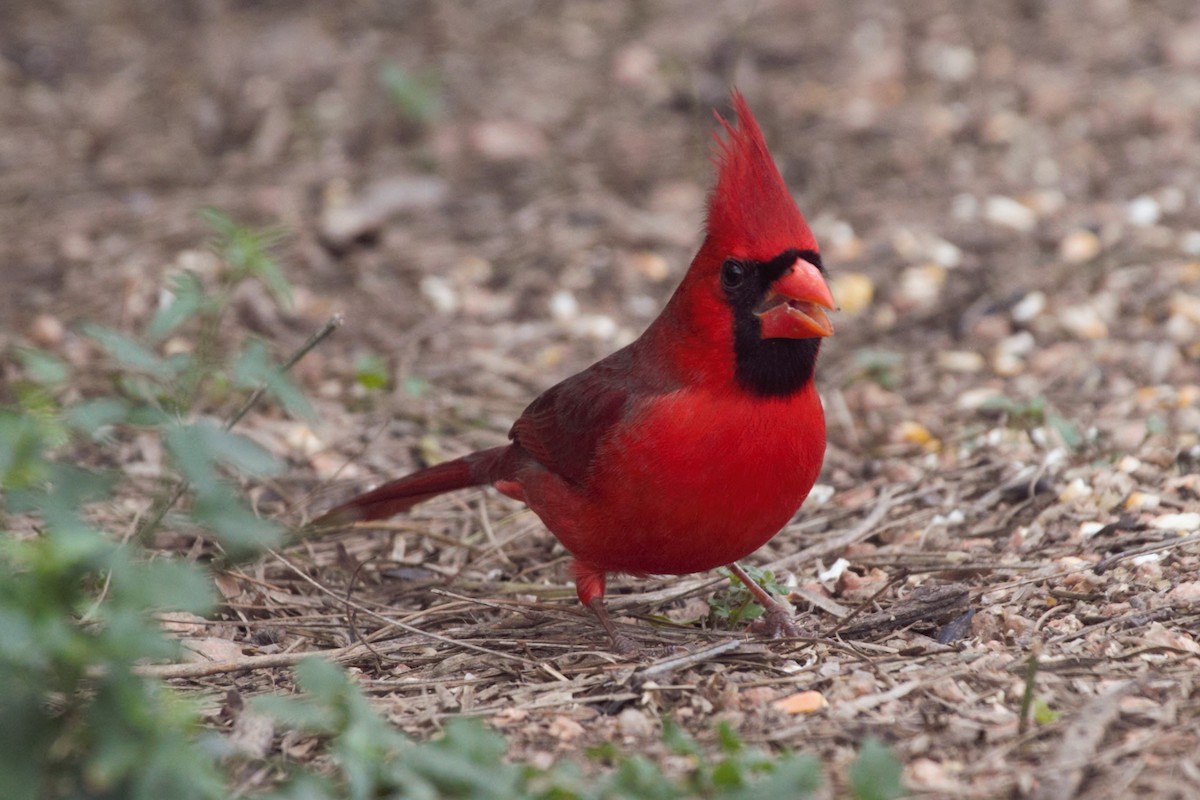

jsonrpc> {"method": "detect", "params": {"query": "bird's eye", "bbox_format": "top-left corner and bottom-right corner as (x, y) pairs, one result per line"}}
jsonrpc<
(720, 260), (746, 289)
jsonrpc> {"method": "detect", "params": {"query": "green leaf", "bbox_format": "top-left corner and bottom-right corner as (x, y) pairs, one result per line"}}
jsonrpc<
(164, 419), (279, 492)
(379, 63), (442, 123)
(111, 557), (216, 616)
(294, 656), (352, 701)
(83, 323), (178, 381)
(1032, 697), (1060, 726)
(17, 347), (70, 386)
(65, 398), (129, 437)
(354, 354), (390, 391)
(662, 718), (701, 757)
(201, 209), (292, 308)
(233, 339), (315, 420)
(0, 411), (50, 489)
(848, 739), (905, 800)
(1047, 411), (1083, 450)
(190, 485), (283, 556)
(147, 271), (209, 341)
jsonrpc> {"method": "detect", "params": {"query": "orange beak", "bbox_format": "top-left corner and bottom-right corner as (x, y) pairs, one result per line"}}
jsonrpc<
(754, 257), (836, 339)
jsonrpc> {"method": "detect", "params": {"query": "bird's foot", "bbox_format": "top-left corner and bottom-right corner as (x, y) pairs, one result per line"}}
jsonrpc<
(609, 632), (641, 657)
(750, 603), (807, 639)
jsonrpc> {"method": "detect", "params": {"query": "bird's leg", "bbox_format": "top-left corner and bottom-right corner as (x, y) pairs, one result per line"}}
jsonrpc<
(727, 561), (803, 639)
(587, 597), (639, 655)
(575, 561), (639, 655)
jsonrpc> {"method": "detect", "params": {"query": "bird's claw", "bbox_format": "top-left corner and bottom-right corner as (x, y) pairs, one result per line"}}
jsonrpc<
(750, 604), (807, 639)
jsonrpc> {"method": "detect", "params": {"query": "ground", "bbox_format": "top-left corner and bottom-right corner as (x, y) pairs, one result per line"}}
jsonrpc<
(3, 1), (1200, 797)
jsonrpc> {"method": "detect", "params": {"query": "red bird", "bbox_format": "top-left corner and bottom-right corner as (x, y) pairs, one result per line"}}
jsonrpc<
(317, 91), (835, 652)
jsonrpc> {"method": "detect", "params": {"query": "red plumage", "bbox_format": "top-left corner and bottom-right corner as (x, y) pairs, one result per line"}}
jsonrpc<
(316, 90), (835, 651)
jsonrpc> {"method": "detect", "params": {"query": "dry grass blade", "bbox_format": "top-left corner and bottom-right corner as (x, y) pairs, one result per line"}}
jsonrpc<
(1032, 682), (1132, 800)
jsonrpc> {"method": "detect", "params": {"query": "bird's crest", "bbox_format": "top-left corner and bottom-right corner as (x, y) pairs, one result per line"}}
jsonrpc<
(706, 91), (817, 260)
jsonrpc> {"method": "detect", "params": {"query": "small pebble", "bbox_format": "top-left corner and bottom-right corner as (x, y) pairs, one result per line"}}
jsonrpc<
(984, 196), (1037, 232)
(1149, 512), (1200, 533)
(1011, 291), (1047, 323)
(1058, 478), (1092, 502)
(895, 263), (946, 309)
(548, 290), (578, 322)
(469, 119), (548, 161)
(1059, 229), (1101, 264)
(937, 350), (985, 373)
(27, 314), (65, 347)
(830, 272), (874, 314)
(1058, 304), (1108, 340)
(1179, 231), (1200, 256)
(1124, 492), (1160, 511)
(992, 351), (1025, 377)
(420, 275), (459, 314)
(1126, 195), (1161, 227)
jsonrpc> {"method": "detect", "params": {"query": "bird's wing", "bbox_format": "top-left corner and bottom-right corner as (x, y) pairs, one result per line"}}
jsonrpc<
(508, 346), (672, 486)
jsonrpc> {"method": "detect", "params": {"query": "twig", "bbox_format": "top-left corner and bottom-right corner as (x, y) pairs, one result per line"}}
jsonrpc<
(135, 635), (410, 679)
(1018, 644), (1041, 735)
(765, 486), (903, 573)
(833, 582), (971, 639)
(135, 313), (343, 542)
(1032, 681), (1131, 800)
(269, 548), (541, 667)
(633, 639), (741, 681)
(1093, 531), (1200, 574)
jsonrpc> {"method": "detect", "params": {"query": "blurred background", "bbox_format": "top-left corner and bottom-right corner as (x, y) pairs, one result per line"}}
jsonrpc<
(3, 2), (1200, 793)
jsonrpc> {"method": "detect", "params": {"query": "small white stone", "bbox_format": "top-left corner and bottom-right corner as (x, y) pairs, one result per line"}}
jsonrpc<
(572, 314), (618, 341)
(1117, 456), (1142, 473)
(1149, 512), (1200, 532)
(1059, 304), (1109, 340)
(1124, 492), (1160, 511)
(929, 237), (964, 269)
(808, 484), (836, 505)
(992, 351), (1025, 377)
(998, 331), (1037, 357)
(1058, 477), (1092, 502)
(957, 388), (1002, 411)
(1127, 195), (1162, 227)
(1011, 291), (1047, 323)
(920, 42), (977, 82)
(818, 558), (850, 583)
(985, 196), (1037, 232)
(896, 263), (946, 308)
(937, 350), (986, 373)
(420, 275), (459, 313)
(1179, 230), (1200, 256)
(1059, 229), (1102, 264)
(1079, 522), (1106, 538)
(548, 290), (578, 322)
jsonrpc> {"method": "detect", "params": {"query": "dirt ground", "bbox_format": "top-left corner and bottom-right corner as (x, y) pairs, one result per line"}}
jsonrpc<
(3, 1), (1200, 797)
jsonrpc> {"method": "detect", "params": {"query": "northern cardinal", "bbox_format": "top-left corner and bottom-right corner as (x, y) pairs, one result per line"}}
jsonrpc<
(316, 91), (835, 652)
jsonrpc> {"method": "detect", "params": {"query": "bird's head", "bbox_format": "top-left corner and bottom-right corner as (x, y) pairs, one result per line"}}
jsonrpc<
(668, 90), (835, 397)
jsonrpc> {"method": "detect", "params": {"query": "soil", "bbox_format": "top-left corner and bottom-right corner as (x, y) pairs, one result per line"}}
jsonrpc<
(3, 1), (1200, 797)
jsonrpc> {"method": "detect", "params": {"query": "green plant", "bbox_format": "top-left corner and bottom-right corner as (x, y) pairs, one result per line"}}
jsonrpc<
(379, 63), (442, 124)
(979, 394), (1083, 450)
(259, 658), (901, 800)
(708, 564), (788, 628)
(0, 211), (310, 799)
(853, 349), (904, 390)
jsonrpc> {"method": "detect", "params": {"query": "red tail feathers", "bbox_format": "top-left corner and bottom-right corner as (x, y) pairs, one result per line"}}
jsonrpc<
(314, 446), (510, 527)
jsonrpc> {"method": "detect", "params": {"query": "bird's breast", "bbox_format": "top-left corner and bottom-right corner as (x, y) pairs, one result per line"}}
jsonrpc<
(539, 382), (826, 575)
